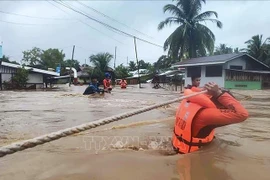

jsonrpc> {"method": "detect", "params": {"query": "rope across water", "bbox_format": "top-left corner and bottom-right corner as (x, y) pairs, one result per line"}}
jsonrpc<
(0, 90), (207, 158)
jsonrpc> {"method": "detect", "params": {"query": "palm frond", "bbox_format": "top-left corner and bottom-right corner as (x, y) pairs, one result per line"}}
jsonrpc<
(158, 17), (183, 30)
(163, 4), (185, 19)
(194, 11), (218, 21)
(198, 18), (223, 28)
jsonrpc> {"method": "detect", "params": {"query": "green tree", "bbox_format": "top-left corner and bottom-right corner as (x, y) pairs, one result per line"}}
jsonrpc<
(242, 34), (270, 65)
(89, 52), (113, 79)
(128, 61), (137, 71)
(154, 55), (175, 70)
(4, 67), (29, 89)
(158, 0), (222, 60)
(234, 48), (239, 53)
(40, 48), (65, 70)
(138, 60), (152, 69)
(0, 55), (20, 64)
(62, 59), (80, 70)
(214, 44), (233, 55)
(22, 47), (42, 66)
(114, 64), (131, 79)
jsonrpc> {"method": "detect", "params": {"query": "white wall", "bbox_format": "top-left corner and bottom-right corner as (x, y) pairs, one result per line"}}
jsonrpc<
(184, 66), (225, 88)
(27, 73), (43, 84)
(225, 57), (246, 69)
(1, 74), (12, 83)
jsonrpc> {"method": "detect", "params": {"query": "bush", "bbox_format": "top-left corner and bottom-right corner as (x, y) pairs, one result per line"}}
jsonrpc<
(3, 67), (29, 89)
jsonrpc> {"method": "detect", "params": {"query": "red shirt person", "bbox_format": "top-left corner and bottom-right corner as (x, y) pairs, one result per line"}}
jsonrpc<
(103, 73), (112, 93)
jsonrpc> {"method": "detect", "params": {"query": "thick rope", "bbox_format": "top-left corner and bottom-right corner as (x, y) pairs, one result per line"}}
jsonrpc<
(0, 90), (207, 158)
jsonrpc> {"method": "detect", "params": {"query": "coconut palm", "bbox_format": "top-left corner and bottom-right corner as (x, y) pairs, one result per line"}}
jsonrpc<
(242, 35), (270, 65)
(214, 44), (233, 55)
(89, 52), (113, 78)
(128, 61), (137, 71)
(158, 0), (222, 60)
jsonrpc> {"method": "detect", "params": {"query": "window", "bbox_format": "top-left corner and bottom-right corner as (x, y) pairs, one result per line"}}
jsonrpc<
(205, 65), (223, 77)
(230, 65), (243, 70)
(187, 66), (201, 77)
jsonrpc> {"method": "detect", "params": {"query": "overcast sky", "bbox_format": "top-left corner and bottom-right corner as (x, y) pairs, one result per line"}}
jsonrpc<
(0, 0), (270, 68)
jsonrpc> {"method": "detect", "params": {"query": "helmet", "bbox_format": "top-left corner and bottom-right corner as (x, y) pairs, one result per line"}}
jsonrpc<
(105, 72), (111, 78)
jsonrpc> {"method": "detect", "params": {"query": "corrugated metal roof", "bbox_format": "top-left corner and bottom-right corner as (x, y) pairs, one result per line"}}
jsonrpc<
(1, 62), (60, 76)
(172, 53), (270, 69)
(172, 53), (243, 67)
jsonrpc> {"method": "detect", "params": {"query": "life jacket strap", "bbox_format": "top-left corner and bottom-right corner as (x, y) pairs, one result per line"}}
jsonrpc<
(174, 129), (212, 147)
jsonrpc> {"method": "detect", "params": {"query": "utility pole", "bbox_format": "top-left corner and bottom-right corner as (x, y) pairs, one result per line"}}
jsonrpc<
(133, 36), (141, 88)
(127, 56), (129, 66)
(114, 46), (117, 69)
(69, 45), (75, 87)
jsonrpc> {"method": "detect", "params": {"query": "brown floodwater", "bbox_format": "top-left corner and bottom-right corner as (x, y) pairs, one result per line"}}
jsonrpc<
(0, 84), (270, 180)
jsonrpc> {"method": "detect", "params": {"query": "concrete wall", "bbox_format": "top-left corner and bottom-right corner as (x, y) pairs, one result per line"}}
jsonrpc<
(184, 66), (225, 88)
(1, 74), (12, 83)
(225, 57), (246, 69)
(27, 73), (43, 84)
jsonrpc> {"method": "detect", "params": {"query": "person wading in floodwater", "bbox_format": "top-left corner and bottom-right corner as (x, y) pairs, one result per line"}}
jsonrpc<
(103, 72), (113, 93)
(83, 76), (104, 95)
(119, 78), (127, 89)
(172, 82), (249, 154)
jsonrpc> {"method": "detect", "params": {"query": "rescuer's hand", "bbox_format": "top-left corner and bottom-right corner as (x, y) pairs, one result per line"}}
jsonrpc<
(204, 82), (222, 97)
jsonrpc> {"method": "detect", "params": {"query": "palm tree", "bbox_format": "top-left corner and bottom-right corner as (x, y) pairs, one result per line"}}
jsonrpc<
(158, 0), (222, 60)
(154, 55), (176, 70)
(214, 44), (233, 55)
(89, 52), (113, 78)
(242, 34), (270, 65)
(128, 61), (137, 71)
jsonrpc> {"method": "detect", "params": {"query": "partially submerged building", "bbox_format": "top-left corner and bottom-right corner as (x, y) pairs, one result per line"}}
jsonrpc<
(172, 53), (270, 90)
(0, 61), (60, 90)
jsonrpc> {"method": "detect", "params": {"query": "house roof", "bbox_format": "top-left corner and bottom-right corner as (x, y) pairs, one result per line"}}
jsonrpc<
(172, 53), (269, 68)
(158, 70), (179, 76)
(1, 61), (60, 76)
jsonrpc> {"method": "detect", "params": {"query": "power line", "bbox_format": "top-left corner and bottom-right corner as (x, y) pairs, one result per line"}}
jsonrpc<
(0, 19), (76, 26)
(54, 0), (163, 48)
(75, 1), (154, 39)
(47, 0), (126, 45)
(0, 10), (73, 20)
(57, 1), (130, 38)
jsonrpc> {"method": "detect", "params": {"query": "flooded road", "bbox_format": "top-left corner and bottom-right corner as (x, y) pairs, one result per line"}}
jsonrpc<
(0, 84), (270, 180)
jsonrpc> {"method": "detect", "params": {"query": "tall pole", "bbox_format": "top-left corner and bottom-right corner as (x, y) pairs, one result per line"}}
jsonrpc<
(127, 56), (128, 66)
(69, 45), (75, 87)
(114, 46), (117, 69)
(133, 36), (141, 88)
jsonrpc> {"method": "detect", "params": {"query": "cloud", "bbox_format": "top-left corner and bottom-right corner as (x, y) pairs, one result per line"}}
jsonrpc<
(0, 0), (270, 67)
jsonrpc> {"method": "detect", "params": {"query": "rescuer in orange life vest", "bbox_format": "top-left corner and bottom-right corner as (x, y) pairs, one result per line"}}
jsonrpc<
(172, 81), (249, 154)
(119, 78), (127, 89)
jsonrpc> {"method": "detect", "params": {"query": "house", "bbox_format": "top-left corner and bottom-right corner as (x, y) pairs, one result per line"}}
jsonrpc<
(172, 53), (270, 90)
(0, 61), (60, 90)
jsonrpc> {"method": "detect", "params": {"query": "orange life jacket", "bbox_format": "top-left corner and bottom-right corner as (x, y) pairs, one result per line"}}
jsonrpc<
(103, 79), (112, 89)
(120, 80), (127, 88)
(172, 90), (215, 154)
(190, 86), (201, 92)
